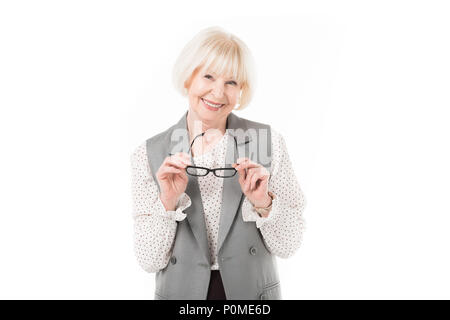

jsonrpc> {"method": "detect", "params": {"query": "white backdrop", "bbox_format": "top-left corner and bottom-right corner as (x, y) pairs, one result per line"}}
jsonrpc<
(0, 0), (449, 299)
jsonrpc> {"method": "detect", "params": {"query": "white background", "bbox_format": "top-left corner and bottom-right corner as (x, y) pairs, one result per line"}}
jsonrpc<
(0, 0), (449, 299)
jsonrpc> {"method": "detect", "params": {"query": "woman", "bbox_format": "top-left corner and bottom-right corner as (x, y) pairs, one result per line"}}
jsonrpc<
(131, 26), (306, 300)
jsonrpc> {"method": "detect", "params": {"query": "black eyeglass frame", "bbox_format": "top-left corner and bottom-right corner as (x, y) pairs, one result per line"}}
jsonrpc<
(185, 131), (238, 178)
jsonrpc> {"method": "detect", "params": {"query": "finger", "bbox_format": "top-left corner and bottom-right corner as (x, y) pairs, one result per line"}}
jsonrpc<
(234, 166), (246, 187)
(259, 172), (269, 184)
(234, 161), (261, 171)
(252, 170), (269, 190)
(170, 153), (192, 166)
(245, 169), (257, 192)
(233, 163), (253, 183)
(166, 158), (189, 169)
(166, 152), (190, 163)
(235, 157), (252, 168)
(180, 170), (189, 182)
(232, 162), (246, 179)
(250, 171), (263, 190)
(236, 157), (250, 164)
(176, 152), (192, 162)
(164, 164), (183, 172)
(159, 166), (182, 179)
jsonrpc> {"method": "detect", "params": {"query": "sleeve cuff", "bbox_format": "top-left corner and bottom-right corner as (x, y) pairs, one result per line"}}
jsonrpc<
(241, 193), (281, 228)
(155, 193), (191, 222)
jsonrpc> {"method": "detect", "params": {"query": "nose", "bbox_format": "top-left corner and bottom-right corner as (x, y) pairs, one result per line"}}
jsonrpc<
(211, 81), (225, 98)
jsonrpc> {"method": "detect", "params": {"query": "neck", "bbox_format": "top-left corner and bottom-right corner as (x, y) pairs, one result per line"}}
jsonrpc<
(186, 109), (227, 141)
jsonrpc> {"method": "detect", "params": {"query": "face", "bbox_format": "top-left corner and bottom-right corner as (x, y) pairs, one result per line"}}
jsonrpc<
(185, 67), (241, 125)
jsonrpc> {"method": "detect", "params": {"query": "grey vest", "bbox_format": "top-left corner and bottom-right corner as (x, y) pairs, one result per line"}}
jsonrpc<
(146, 111), (281, 300)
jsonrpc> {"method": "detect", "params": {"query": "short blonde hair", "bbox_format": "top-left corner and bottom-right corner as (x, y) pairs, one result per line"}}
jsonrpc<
(172, 26), (256, 110)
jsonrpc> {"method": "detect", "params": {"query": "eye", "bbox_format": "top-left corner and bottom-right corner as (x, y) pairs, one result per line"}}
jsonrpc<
(227, 80), (238, 86)
(204, 74), (213, 80)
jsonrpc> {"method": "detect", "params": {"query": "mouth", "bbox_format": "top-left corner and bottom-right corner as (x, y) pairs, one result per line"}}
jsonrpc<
(201, 98), (225, 110)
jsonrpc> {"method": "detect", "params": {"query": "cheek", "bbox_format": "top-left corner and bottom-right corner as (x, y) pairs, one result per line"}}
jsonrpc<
(188, 86), (206, 103)
(194, 80), (210, 93)
(227, 91), (240, 104)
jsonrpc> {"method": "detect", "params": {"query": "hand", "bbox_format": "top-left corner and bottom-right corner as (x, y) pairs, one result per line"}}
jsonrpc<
(156, 152), (191, 211)
(232, 158), (272, 208)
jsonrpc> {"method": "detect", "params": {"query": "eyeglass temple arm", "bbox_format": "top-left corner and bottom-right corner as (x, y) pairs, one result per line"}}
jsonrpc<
(188, 132), (206, 153)
(187, 132), (239, 159)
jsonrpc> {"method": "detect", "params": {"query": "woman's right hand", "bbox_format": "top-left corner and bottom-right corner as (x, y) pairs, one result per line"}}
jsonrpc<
(156, 152), (192, 211)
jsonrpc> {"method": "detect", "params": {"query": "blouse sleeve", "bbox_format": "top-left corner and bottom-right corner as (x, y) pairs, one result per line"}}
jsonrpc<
(241, 128), (307, 258)
(131, 142), (191, 273)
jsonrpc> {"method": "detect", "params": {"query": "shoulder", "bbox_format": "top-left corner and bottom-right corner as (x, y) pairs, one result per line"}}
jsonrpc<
(131, 123), (177, 163)
(233, 113), (287, 151)
(269, 127), (283, 142)
(145, 126), (174, 147)
(268, 127), (288, 157)
(233, 114), (282, 140)
(235, 114), (271, 131)
(131, 140), (147, 162)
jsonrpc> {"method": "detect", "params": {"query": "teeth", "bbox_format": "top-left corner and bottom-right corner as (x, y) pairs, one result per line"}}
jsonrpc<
(202, 99), (223, 108)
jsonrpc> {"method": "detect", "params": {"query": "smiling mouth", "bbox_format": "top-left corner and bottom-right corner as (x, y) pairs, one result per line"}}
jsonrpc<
(202, 98), (225, 108)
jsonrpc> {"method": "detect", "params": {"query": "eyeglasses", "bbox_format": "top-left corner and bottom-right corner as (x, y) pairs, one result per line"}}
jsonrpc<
(185, 131), (238, 178)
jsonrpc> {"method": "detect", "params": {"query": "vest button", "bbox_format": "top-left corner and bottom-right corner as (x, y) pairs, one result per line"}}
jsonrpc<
(250, 247), (257, 255)
(170, 256), (177, 264)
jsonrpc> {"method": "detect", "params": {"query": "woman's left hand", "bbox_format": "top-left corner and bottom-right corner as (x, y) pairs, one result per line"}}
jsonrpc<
(232, 158), (272, 208)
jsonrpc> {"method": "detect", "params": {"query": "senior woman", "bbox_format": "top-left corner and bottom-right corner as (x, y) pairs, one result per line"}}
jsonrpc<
(131, 26), (306, 300)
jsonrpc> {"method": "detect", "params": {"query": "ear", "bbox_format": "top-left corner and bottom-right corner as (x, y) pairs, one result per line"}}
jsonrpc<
(234, 98), (241, 110)
(183, 76), (195, 95)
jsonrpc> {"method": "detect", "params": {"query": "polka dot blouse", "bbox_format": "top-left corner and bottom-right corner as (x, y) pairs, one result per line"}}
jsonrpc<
(130, 128), (306, 273)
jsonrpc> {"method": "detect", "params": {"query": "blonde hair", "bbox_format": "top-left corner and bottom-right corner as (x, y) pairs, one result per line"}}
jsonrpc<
(172, 26), (256, 110)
